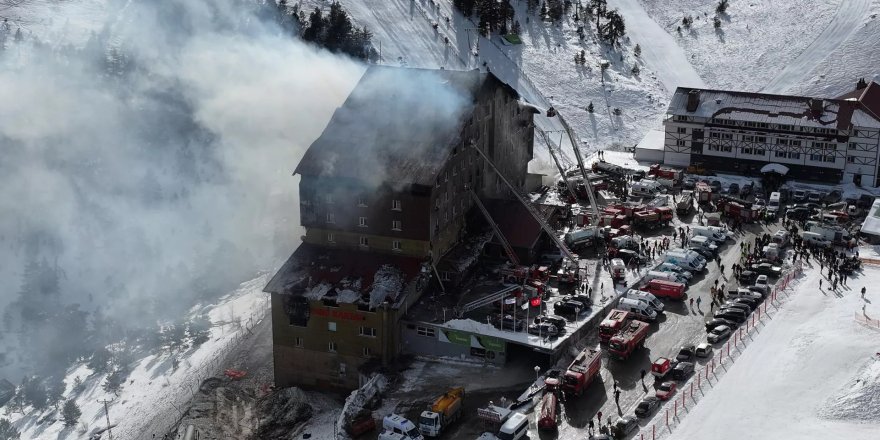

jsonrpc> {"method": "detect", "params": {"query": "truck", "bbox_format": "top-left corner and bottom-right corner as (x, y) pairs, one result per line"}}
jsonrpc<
(497, 264), (549, 284)
(610, 258), (627, 281)
(537, 392), (559, 430)
(642, 279), (686, 300)
(648, 164), (682, 182)
(632, 207), (673, 229)
(805, 221), (852, 245)
(598, 309), (631, 343)
(676, 190), (694, 214)
(419, 387), (465, 437)
(562, 348), (602, 396)
(608, 320), (650, 360)
(610, 235), (639, 251)
(565, 228), (602, 248)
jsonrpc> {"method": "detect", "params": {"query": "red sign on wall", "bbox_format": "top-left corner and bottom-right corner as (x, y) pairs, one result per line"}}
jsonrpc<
(311, 307), (367, 321)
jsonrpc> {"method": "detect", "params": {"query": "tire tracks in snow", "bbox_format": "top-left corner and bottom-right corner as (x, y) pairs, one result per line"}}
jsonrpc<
(762, 0), (871, 94)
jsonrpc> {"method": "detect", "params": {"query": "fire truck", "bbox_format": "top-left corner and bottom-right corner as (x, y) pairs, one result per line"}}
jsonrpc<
(562, 348), (602, 397)
(608, 320), (650, 360)
(647, 164), (682, 182)
(598, 309), (632, 343)
(537, 392), (559, 430)
(632, 207), (673, 229)
(498, 264), (549, 284)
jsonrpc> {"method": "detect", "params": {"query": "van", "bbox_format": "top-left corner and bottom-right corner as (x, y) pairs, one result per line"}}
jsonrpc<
(642, 279), (686, 300)
(688, 235), (719, 254)
(657, 262), (693, 280)
(498, 412), (529, 440)
(625, 289), (665, 313)
(617, 297), (658, 322)
(643, 270), (681, 284)
(800, 231), (832, 248)
(383, 415), (424, 440)
(664, 249), (706, 272)
(610, 258), (627, 280)
(631, 180), (664, 197)
(768, 192), (781, 210)
(771, 230), (789, 246)
(691, 226), (727, 243)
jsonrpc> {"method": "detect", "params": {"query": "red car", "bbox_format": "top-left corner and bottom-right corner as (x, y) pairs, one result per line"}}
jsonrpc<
(655, 381), (677, 401)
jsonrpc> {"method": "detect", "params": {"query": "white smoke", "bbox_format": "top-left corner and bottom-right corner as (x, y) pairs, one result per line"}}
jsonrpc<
(0, 0), (364, 377)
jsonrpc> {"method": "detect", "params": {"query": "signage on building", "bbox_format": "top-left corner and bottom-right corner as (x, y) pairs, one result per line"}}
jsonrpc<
(311, 307), (367, 321)
(480, 336), (505, 353)
(443, 330), (471, 346)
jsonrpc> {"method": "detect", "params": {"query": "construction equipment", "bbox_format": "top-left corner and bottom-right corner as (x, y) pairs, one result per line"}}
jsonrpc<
(419, 387), (465, 437)
(556, 113), (601, 238)
(469, 189), (519, 265)
(469, 142), (577, 261)
(540, 130), (579, 203)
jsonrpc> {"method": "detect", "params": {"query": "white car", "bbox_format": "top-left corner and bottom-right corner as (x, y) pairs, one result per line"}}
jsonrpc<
(707, 325), (732, 343)
(755, 275), (769, 288)
(695, 342), (712, 357)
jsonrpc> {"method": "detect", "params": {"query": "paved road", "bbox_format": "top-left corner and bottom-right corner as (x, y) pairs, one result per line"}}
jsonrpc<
(548, 218), (784, 440)
(762, 0), (870, 94)
(610, 0), (706, 92)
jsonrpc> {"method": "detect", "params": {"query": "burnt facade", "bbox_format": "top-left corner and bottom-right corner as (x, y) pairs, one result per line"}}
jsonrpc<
(266, 67), (536, 391)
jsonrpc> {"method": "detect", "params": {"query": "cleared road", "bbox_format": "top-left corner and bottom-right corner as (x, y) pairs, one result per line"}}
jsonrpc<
(762, 0), (870, 94)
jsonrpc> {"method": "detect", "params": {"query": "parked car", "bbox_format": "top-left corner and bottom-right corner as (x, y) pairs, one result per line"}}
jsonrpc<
(676, 345), (696, 362)
(672, 362), (695, 380)
(707, 325), (732, 343)
(695, 342), (712, 357)
(553, 301), (583, 320)
(611, 415), (639, 438)
(528, 322), (558, 336)
(755, 274), (770, 288)
(618, 249), (649, 265)
(500, 315), (525, 331)
(727, 183), (740, 195)
(687, 245), (715, 259)
(655, 381), (677, 401)
(824, 190), (842, 204)
(727, 297), (758, 311)
(710, 180), (722, 191)
(807, 191), (823, 203)
(749, 262), (782, 277)
(682, 177), (696, 189)
(714, 309), (748, 324)
(634, 396), (661, 418)
(787, 206), (811, 221)
(705, 317), (737, 332)
(564, 295), (593, 309)
(792, 189), (807, 202)
(534, 315), (567, 331)
(720, 302), (751, 315)
(737, 270), (758, 285)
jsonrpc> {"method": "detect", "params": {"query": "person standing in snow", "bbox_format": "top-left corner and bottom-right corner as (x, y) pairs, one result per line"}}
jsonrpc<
(696, 297), (702, 309)
(862, 287), (867, 298)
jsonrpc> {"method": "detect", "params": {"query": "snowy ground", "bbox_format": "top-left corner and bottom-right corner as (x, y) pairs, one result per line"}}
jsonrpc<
(666, 264), (880, 439)
(6, 275), (271, 440)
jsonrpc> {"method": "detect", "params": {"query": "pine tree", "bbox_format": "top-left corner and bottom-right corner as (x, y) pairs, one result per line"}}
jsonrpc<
(46, 376), (65, 411)
(512, 20), (522, 35)
(186, 314), (212, 348)
(714, 16), (722, 28)
(631, 64), (640, 76)
(303, 7), (324, 42)
(580, 50), (587, 65)
(591, 0), (607, 34)
(540, 2), (548, 19)
(716, 0), (729, 14)
(102, 368), (125, 395)
(587, 102), (595, 113)
(527, 0), (539, 14)
(634, 44), (641, 58)
(62, 400), (81, 428)
(21, 376), (48, 411)
(601, 9), (626, 45)
(0, 418), (20, 440)
(88, 347), (114, 374)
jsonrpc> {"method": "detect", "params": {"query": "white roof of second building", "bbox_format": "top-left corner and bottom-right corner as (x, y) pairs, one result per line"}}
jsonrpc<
(860, 199), (880, 236)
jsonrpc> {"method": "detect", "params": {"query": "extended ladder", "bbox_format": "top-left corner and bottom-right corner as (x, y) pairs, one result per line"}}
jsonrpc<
(457, 284), (520, 317)
(557, 113), (601, 231)
(470, 143), (578, 262)
(469, 189), (520, 265)
(540, 130), (579, 203)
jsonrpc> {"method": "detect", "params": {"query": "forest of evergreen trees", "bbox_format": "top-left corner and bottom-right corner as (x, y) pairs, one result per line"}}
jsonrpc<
(262, 0), (376, 60)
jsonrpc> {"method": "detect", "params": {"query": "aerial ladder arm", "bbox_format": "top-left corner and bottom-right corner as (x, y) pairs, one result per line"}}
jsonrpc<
(468, 189), (520, 265)
(540, 130), (579, 203)
(557, 113), (601, 232)
(469, 142), (578, 261)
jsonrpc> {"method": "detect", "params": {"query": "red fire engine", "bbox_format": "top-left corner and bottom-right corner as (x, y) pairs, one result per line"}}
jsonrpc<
(608, 320), (650, 360)
(562, 348), (602, 396)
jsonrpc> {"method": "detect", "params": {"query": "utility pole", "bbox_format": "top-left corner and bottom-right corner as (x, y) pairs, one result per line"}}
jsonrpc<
(97, 398), (114, 440)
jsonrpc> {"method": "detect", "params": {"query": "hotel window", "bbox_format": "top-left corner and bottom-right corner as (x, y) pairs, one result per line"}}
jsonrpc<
(357, 196), (367, 207)
(360, 327), (377, 337)
(392, 220), (402, 231)
(809, 154), (823, 161)
(362, 347), (372, 357)
(359, 217), (368, 227)
(676, 140), (686, 147)
(756, 136), (766, 143)
(326, 213), (335, 224)
(742, 135), (755, 142)
(392, 200), (402, 211)
(849, 142), (858, 150)
(359, 236), (369, 247)
(847, 156), (856, 163)
(677, 127), (687, 134)
(328, 322), (337, 332)
(823, 155), (835, 163)
(327, 233), (335, 243)
(392, 240), (401, 251)
(417, 326), (436, 337)
(328, 342), (337, 353)
(295, 337), (303, 348)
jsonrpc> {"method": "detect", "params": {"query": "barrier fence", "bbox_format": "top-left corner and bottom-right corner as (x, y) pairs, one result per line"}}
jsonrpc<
(635, 261), (803, 440)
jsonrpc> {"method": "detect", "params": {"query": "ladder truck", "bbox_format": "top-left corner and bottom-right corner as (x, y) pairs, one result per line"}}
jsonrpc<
(469, 142), (578, 262)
